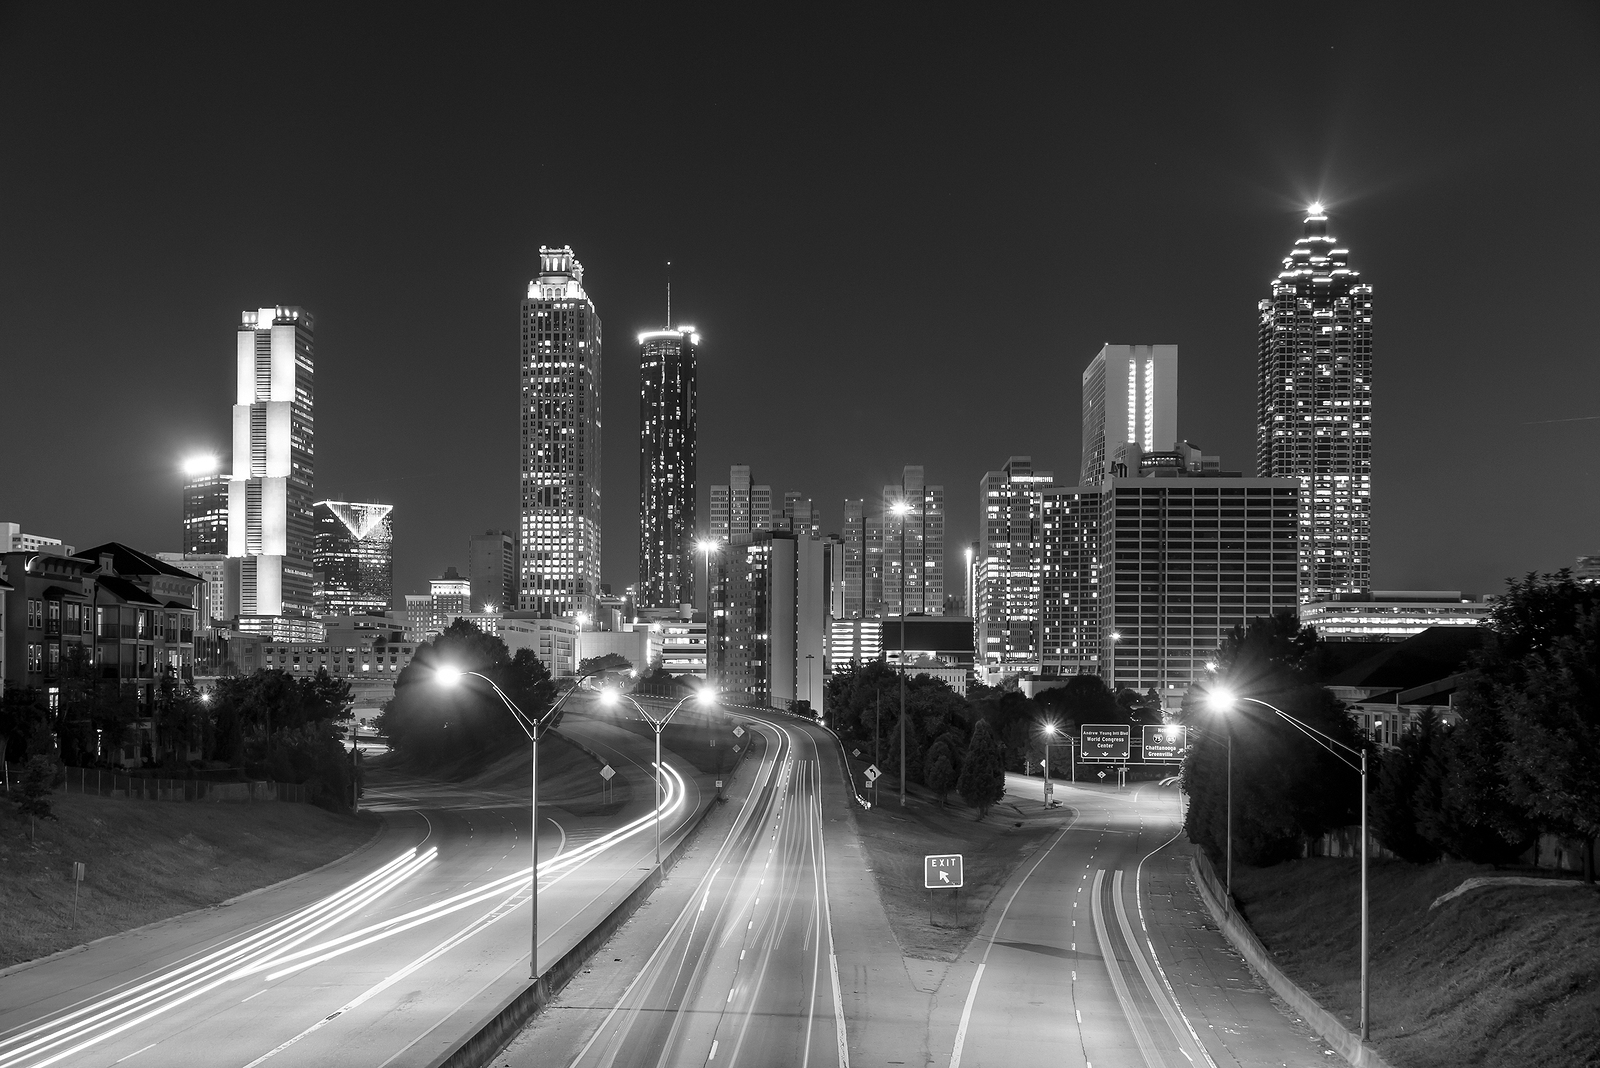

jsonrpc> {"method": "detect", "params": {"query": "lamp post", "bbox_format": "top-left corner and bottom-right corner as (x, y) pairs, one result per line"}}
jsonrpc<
(1039, 723), (1073, 802)
(1207, 686), (1371, 1041)
(1108, 630), (1122, 694)
(891, 498), (911, 806)
(434, 665), (598, 981)
(600, 686), (717, 865)
(804, 653), (815, 716)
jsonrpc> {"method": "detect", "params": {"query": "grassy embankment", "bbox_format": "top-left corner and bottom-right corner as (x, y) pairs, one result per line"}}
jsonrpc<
(1233, 858), (1600, 1068)
(840, 748), (1064, 959)
(1, 792), (375, 969)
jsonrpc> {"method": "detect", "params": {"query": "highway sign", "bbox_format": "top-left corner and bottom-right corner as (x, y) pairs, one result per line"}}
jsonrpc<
(599, 764), (615, 781)
(924, 853), (964, 888)
(733, 726), (745, 738)
(864, 764), (881, 782)
(852, 748), (861, 758)
(1142, 724), (1187, 762)
(1080, 724), (1131, 762)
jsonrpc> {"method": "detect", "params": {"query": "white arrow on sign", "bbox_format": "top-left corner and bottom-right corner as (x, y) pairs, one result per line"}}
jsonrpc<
(865, 764), (881, 781)
(939, 870), (950, 883)
(599, 764), (615, 781)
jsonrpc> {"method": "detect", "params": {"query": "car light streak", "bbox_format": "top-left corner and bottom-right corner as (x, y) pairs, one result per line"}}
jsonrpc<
(2, 758), (690, 1068)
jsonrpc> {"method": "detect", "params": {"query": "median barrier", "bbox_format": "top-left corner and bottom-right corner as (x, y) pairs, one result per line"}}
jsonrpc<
(429, 728), (763, 1068)
(1190, 847), (1395, 1068)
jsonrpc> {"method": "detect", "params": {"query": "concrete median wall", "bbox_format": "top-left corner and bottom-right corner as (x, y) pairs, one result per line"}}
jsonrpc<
(1190, 847), (1395, 1068)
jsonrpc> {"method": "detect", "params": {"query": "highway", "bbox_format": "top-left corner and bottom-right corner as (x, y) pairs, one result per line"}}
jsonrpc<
(946, 774), (1330, 1068)
(0, 708), (712, 1068)
(555, 711), (848, 1068)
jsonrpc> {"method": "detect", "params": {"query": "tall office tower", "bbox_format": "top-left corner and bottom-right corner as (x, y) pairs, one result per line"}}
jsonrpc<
(882, 466), (944, 616)
(1257, 205), (1373, 601)
(183, 458), (229, 555)
(708, 530), (827, 707)
(709, 464), (773, 543)
(519, 247), (603, 619)
(1097, 475), (1300, 709)
(468, 531), (516, 612)
(839, 498), (885, 618)
(976, 458), (1053, 671)
(313, 501), (394, 616)
(638, 326), (699, 608)
(227, 307), (317, 636)
(431, 566), (471, 634)
(781, 493), (821, 538)
(1079, 344), (1178, 485)
(1039, 486), (1101, 676)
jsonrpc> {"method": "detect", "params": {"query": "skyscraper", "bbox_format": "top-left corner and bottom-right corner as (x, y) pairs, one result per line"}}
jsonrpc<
(883, 465), (944, 617)
(839, 498), (881, 619)
(519, 247), (602, 619)
(638, 326), (699, 609)
(182, 457), (229, 555)
(709, 465), (772, 543)
(1256, 204), (1373, 602)
(780, 493), (821, 538)
(468, 531), (516, 612)
(227, 307), (317, 637)
(431, 566), (472, 634)
(977, 457), (1052, 671)
(1079, 344), (1178, 485)
(313, 501), (394, 616)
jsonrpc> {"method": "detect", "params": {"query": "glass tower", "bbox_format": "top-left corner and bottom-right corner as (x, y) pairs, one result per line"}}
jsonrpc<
(638, 326), (699, 609)
(313, 501), (394, 616)
(227, 306), (315, 625)
(1256, 205), (1373, 601)
(519, 247), (602, 619)
(1079, 344), (1178, 486)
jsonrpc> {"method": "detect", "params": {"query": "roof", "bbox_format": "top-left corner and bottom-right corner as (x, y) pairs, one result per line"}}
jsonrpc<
(94, 574), (165, 607)
(75, 542), (200, 581)
(1325, 626), (1486, 691)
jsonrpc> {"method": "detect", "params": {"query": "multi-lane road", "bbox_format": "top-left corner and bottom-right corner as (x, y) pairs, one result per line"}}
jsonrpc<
(0, 709), (709, 1068)
(3, 702), (1331, 1068)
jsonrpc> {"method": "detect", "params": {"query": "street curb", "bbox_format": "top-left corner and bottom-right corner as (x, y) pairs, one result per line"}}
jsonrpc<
(1189, 847), (1396, 1068)
(0, 811), (387, 981)
(427, 731), (762, 1068)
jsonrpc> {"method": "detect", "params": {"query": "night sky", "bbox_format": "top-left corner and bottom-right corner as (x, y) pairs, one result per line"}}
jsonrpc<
(3, 4), (1597, 605)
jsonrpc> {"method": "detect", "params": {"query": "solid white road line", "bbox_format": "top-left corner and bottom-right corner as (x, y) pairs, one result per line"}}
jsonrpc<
(1090, 869), (1164, 1068)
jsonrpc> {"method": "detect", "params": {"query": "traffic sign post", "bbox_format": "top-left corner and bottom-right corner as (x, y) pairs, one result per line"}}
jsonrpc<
(925, 853), (964, 924)
(599, 763), (615, 804)
(1080, 724), (1131, 763)
(72, 861), (85, 924)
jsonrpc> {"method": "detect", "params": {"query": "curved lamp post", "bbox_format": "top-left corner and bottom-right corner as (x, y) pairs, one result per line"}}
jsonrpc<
(599, 686), (717, 866)
(890, 497), (911, 807)
(1207, 686), (1371, 1040)
(433, 665), (599, 981)
(1038, 722), (1074, 799)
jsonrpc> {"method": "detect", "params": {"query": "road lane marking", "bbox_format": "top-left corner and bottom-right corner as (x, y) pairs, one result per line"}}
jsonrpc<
(1090, 869), (1162, 1068)
(114, 1043), (156, 1063)
(709, 1039), (719, 1060)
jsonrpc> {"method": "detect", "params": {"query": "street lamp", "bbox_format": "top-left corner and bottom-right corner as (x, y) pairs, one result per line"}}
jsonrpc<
(891, 497), (912, 807)
(433, 664), (599, 981)
(1207, 686), (1371, 1040)
(599, 685), (717, 865)
(1038, 722), (1074, 801)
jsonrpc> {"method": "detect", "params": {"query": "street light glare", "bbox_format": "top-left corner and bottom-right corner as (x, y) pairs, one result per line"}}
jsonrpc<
(696, 687), (717, 707)
(890, 499), (912, 516)
(696, 538), (718, 554)
(435, 665), (463, 687)
(599, 687), (619, 706)
(1206, 686), (1236, 712)
(1042, 722), (1057, 736)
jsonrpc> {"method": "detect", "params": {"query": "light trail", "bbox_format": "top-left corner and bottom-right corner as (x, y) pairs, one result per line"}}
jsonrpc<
(0, 759), (691, 1068)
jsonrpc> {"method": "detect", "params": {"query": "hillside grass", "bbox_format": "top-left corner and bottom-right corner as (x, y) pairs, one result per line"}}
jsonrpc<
(1233, 858), (1600, 1068)
(0, 792), (375, 969)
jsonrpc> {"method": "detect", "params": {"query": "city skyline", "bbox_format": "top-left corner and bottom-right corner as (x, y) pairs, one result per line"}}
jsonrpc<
(1, 7), (1595, 608)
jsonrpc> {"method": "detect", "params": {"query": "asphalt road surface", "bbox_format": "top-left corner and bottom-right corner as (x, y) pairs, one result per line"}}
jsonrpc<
(560, 710), (848, 1068)
(0, 711), (707, 1068)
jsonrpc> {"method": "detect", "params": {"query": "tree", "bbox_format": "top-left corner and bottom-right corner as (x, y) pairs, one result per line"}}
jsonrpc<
(1, 688), (47, 788)
(1035, 674), (1118, 732)
(577, 653), (633, 678)
(958, 719), (1007, 818)
(18, 754), (57, 836)
(1371, 709), (1444, 863)
(1500, 606), (1600, 882)
(924, 739), (957, 808)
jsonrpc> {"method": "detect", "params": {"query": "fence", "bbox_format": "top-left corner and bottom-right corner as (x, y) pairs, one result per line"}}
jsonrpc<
(4, 762), (311, 804)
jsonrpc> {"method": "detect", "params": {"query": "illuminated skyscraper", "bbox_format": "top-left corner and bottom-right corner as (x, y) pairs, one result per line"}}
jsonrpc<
(709, 465), (772, 543)
(313, 501), (394, 615)
(1079, 344), (1178, 485)
(227, 307), (317, 637)
(183, 458), (229, 555)
(519, 247), (602, 619)
(883, 465), (944, 617)
(1256, 205), (1373, 601)
(638, 326), (699, 609)
(977, 457), (1052, 671)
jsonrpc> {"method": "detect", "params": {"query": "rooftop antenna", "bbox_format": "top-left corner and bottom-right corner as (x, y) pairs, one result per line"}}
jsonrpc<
(666, 260), (672, 329)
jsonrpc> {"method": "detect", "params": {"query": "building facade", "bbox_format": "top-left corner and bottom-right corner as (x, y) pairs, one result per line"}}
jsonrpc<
(882, 466), (944, 617)
(1039, 486), (1102, 677)
(781, 493), (821, 538)
(1, 523), (74, 556)
(499, 614), (577, 678)
(638, 327), (699, 609)
(430, 566), (471, 634)
(183, 464), (229, 555)
(227, 307), (317, 633)
(839, 499), (882, 619)
(709, 464), (773, 544)
(154, 553), (227, 625)
(519, 246), (602, 619)
(1098, 476), (1301, 708)
(468, 531), (516, 613)
(403, 593), (432, 642)
(710, 531), (827, 709)
(1300, 591), (1490, 641)
(1256, 205), (1373, 602)
(977, 457), (1053, 672)
(1080, 344), (1178, 486)
(313, 501), (394, 616)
